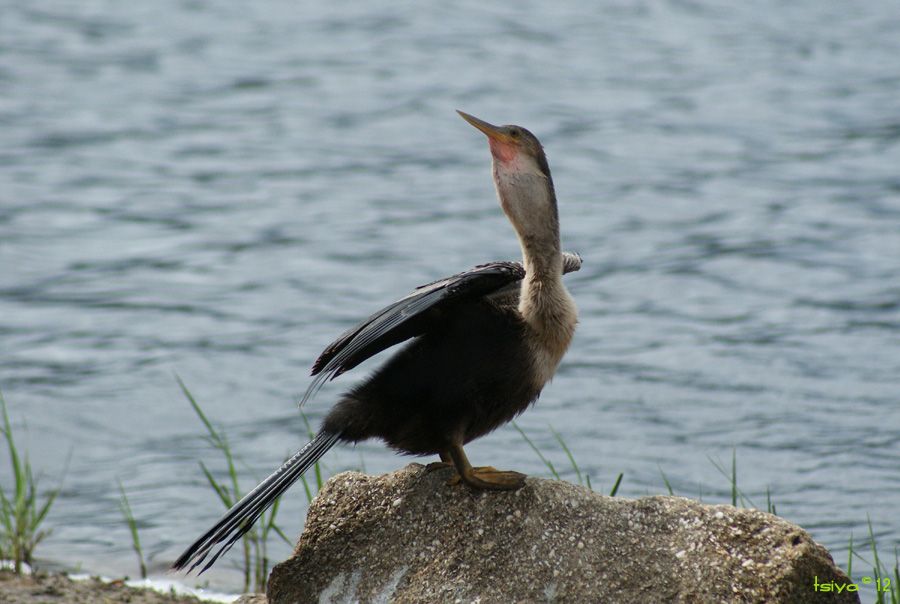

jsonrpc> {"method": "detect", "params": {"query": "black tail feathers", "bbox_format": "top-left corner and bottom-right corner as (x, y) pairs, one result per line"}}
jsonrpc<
(171, 430), (341, 574)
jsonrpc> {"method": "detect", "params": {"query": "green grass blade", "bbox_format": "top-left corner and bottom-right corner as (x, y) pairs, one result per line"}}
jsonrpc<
(512, 422), (559, 479)
(731, 449), (737, 507)
(32, 487), (59, 528)
(301, 413), (315, 440)
(891, 548), (898, 604)
(608, 472), (623, 497)
(314, 460), (323, 491)
(177, 376), (225, 449)
(199, 462), (233, 508)
(300, 474), (314, 504)
(0, 488), (13, 534)
(658, 465), (674, 495)
(272, 523), (292, 547)
(263, 496), (281, 535)
(1, 394), (26, 508)
(300, 414), (325, 490)
(550, 426), (582, 485)
(868, 514), (885, 603)
(707, 451), (755, 509)
(868, 514), (881, 570)
(117, 480), (147, 579)
(179, 378), (244, 503)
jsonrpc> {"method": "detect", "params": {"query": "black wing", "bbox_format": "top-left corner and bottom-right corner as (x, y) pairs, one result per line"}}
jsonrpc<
(299, 251), (583, 406)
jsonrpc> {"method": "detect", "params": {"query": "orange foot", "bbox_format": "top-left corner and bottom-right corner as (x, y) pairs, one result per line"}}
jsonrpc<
(447, 466), (526, 491)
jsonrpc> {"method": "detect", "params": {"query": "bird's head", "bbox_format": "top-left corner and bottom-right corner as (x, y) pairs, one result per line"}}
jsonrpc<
(457, 110), (550, 179)
(458, 110), (559, 251)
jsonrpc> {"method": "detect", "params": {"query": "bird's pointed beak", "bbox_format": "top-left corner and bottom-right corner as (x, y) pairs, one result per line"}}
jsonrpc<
(457, 110), (515, 145)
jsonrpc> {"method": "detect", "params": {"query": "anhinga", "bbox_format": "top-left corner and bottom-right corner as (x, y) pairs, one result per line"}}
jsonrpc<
(172, 111), (580, 574)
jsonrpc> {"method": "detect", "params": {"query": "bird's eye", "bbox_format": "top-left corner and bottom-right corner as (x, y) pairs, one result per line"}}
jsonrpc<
(509, 128), (520, 137)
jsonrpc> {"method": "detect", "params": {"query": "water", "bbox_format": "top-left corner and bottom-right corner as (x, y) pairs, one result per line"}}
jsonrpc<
(2, 0), (898, 591)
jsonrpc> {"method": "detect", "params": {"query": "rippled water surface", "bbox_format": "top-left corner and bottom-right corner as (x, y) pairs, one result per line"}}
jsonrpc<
(2, 0), (898, 590)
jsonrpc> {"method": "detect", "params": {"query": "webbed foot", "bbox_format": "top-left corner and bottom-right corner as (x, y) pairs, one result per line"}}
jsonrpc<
(445, 444), (527, 491)
(447, 465), (526, 491)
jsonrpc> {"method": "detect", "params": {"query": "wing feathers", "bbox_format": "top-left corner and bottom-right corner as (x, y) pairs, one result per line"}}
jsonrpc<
(300, 252), (582, 407)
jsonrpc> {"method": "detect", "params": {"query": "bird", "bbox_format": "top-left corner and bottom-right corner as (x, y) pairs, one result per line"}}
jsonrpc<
(172, 110), (580, 575)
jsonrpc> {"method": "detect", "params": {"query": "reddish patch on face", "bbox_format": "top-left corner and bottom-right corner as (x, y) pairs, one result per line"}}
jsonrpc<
(488, 138), (519, 165)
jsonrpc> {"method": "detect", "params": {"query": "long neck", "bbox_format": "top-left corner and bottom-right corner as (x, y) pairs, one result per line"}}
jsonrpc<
(493, 163), (573, 331)
(490, 146), (578, 387)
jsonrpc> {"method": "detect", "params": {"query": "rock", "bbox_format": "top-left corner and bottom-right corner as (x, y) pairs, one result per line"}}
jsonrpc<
(267, 464), (857, 604)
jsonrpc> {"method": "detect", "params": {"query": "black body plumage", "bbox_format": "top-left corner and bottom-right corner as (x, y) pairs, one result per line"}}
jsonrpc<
(323, 295), (540, 454)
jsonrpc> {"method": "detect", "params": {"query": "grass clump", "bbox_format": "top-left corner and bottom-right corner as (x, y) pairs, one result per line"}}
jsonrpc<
(178, 376), (325, 592)
(706, 449), (777, 515)
(0, 391), (61, 574)
(513, 422), (622, 496)
(847, 517), (899, 604)
(179, 377), (284, 592)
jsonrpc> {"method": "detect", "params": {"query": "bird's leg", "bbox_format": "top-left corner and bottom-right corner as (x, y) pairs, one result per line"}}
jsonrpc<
(424, 450), (453, 473)
(446, 444), (526, 491)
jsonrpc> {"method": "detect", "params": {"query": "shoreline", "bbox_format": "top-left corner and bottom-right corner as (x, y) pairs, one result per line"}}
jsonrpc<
(0, 570), (242, 604)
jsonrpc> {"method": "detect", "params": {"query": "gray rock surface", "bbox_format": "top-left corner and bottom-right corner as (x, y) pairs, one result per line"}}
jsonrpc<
(267, 464), (856, 603)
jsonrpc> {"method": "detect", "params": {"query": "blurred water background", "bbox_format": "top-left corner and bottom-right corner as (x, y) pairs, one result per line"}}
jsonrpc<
(1, 0), (898, 592)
